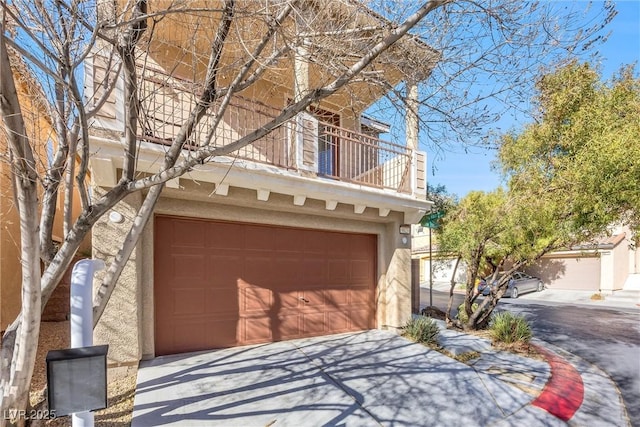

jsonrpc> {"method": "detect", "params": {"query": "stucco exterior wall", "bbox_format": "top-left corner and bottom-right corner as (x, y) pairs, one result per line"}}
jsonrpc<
(93, 183), (412, 363)
(0, 162), (21, 331)
(92, 189), (143, 366)
(612, 239), (629, 292)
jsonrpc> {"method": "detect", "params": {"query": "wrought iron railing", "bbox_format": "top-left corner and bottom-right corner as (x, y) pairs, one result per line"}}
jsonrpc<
(135, 69), (413, 193)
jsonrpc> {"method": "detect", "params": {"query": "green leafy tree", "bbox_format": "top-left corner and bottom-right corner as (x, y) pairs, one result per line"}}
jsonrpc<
(440, 62), (639, 330)
(500, 62), (640, 235)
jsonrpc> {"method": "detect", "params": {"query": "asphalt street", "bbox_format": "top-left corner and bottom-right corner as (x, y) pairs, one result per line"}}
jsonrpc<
(420, 287), (640, 427)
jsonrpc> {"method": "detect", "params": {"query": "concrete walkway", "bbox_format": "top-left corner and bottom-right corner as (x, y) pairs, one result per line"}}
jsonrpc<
(131, 327), (630, 426)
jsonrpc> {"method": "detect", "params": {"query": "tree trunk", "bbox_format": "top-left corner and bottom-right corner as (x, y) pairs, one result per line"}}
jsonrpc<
(445, 256), (461, 326)
(0, 17), (43, 423)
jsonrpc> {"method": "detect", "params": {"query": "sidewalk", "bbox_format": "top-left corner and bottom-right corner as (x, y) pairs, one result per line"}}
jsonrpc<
(421, 281), (640, 310)
(431, 319), (631, 426)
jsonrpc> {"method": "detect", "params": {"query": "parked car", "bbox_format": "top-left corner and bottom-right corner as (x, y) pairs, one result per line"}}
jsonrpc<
(478, 272), (544, 298)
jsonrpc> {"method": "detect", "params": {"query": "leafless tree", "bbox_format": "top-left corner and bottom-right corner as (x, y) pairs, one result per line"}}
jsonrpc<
(0, 0), (613, 423)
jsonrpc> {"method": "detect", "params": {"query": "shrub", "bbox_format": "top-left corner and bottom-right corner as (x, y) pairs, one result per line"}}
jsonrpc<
(456, 302), (479, 324)
(403, 316), (439, 344)
(490, 311), (532, 344)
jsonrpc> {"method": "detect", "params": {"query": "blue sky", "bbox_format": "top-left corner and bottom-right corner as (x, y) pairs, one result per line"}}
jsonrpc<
(427, 0), (640, 198)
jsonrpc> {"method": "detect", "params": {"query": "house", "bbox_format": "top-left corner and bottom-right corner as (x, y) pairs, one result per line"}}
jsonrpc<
(0, 57), (90, 331)
(524, 226), (640, 294)
(412, 225), (640, 294)
(86, 1), (436, 366)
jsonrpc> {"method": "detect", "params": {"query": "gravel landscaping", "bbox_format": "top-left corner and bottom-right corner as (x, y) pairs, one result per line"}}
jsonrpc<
(26, 321), (137, 427)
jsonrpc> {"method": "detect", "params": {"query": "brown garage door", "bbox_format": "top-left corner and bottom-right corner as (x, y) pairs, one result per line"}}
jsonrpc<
(154, 215), (376, 355)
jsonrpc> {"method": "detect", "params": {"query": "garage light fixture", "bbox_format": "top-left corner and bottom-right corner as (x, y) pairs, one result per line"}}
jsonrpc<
(108, 211), (124, 224)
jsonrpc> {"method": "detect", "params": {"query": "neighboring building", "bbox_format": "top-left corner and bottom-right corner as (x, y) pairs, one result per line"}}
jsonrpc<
(87, 2), (436, 365)
(411, 225), (466, 285)
(525, 227), (639, 294)
(0, 58), (90, 331)
(412, 225), (640, 293)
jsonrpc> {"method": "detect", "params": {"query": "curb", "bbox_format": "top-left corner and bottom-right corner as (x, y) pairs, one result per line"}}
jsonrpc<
(531, 339), (632, 427)
(531, 344), (584, 421)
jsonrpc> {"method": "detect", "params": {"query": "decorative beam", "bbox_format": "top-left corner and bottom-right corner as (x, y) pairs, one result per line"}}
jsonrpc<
(293, 195), (306, 206)
(354, 205), (366, 214)
(325, 200), (338, 211)
(215, 183), (229, 196)
(166, 178), (180, 189)
(257, 189), (270, 201)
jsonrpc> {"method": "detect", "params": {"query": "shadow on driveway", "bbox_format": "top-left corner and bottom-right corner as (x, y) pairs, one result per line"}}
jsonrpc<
(132, 330), (540, 426)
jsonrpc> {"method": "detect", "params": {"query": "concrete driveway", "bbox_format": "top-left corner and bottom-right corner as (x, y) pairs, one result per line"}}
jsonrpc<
(131, 330), (510, 426)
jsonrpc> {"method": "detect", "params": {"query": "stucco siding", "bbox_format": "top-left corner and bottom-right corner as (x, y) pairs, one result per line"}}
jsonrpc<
(612, 239), (629, 291)
(92, 189), (143, 365)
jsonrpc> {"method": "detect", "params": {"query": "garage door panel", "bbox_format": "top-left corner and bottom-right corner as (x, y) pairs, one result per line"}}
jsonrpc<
(301, 289), (325, 307)
(276, 290), (301, 309)
(243, 317), (272, 342)
(326, 311), (349, 332)
(350, 235), (375, 256)
(208, 319), (238, 348)
(302, 313), (326, 335)
(274, 257), (302, 282)
(351, 287), (373, 305)
(155, 216), (376, 355)
(302, 231), (327, 254)
(241, 287), (271, 312)
(328, 259), (349, 283)
(172, 289), (206, 315)
(243, 256), (274, 282)
(331, 234), (352, 254)
(351, 259), (373, 282)
(300, 259), (326, 285)
(172, 255), (207, 280)
(170, 321), (210, 354)
(205, 289), (239, 314)
(276, 228), (305, 252)
(248, 226), (278, 251)
(350, 308), (371, 329)
(205, 222), (245, 249)
(325, 289), (348, 306)
(275, 314), (301, 339)
(170, 220), (206, 248)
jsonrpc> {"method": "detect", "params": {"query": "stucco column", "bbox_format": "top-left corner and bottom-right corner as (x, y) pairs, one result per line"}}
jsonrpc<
(378, 221), (412, 331)
(293, 42), (309, 102)
(92, 188), (143, 366)
(405, 81), (421, 197)
(405, 81), (419, 151)
(599, 250), (614, 294)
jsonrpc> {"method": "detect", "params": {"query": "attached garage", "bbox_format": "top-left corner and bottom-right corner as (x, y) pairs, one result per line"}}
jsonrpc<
(154, 215), (377, 356)
(525, 254), (601, 292)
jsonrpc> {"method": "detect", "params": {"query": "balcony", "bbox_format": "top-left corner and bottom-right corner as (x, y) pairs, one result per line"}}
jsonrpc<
(132, 69), (425, 197)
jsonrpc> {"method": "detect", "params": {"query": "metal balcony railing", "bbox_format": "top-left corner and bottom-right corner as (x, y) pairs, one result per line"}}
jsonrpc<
(133, 69), (415, 194)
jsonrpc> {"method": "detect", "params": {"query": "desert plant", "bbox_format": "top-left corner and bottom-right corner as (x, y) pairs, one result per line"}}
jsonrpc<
(403, 316), (440, 344)
(490, 311), (532, 344)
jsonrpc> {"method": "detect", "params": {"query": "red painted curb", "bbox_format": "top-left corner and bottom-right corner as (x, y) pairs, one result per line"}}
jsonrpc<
(531, 345), (584, 421)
